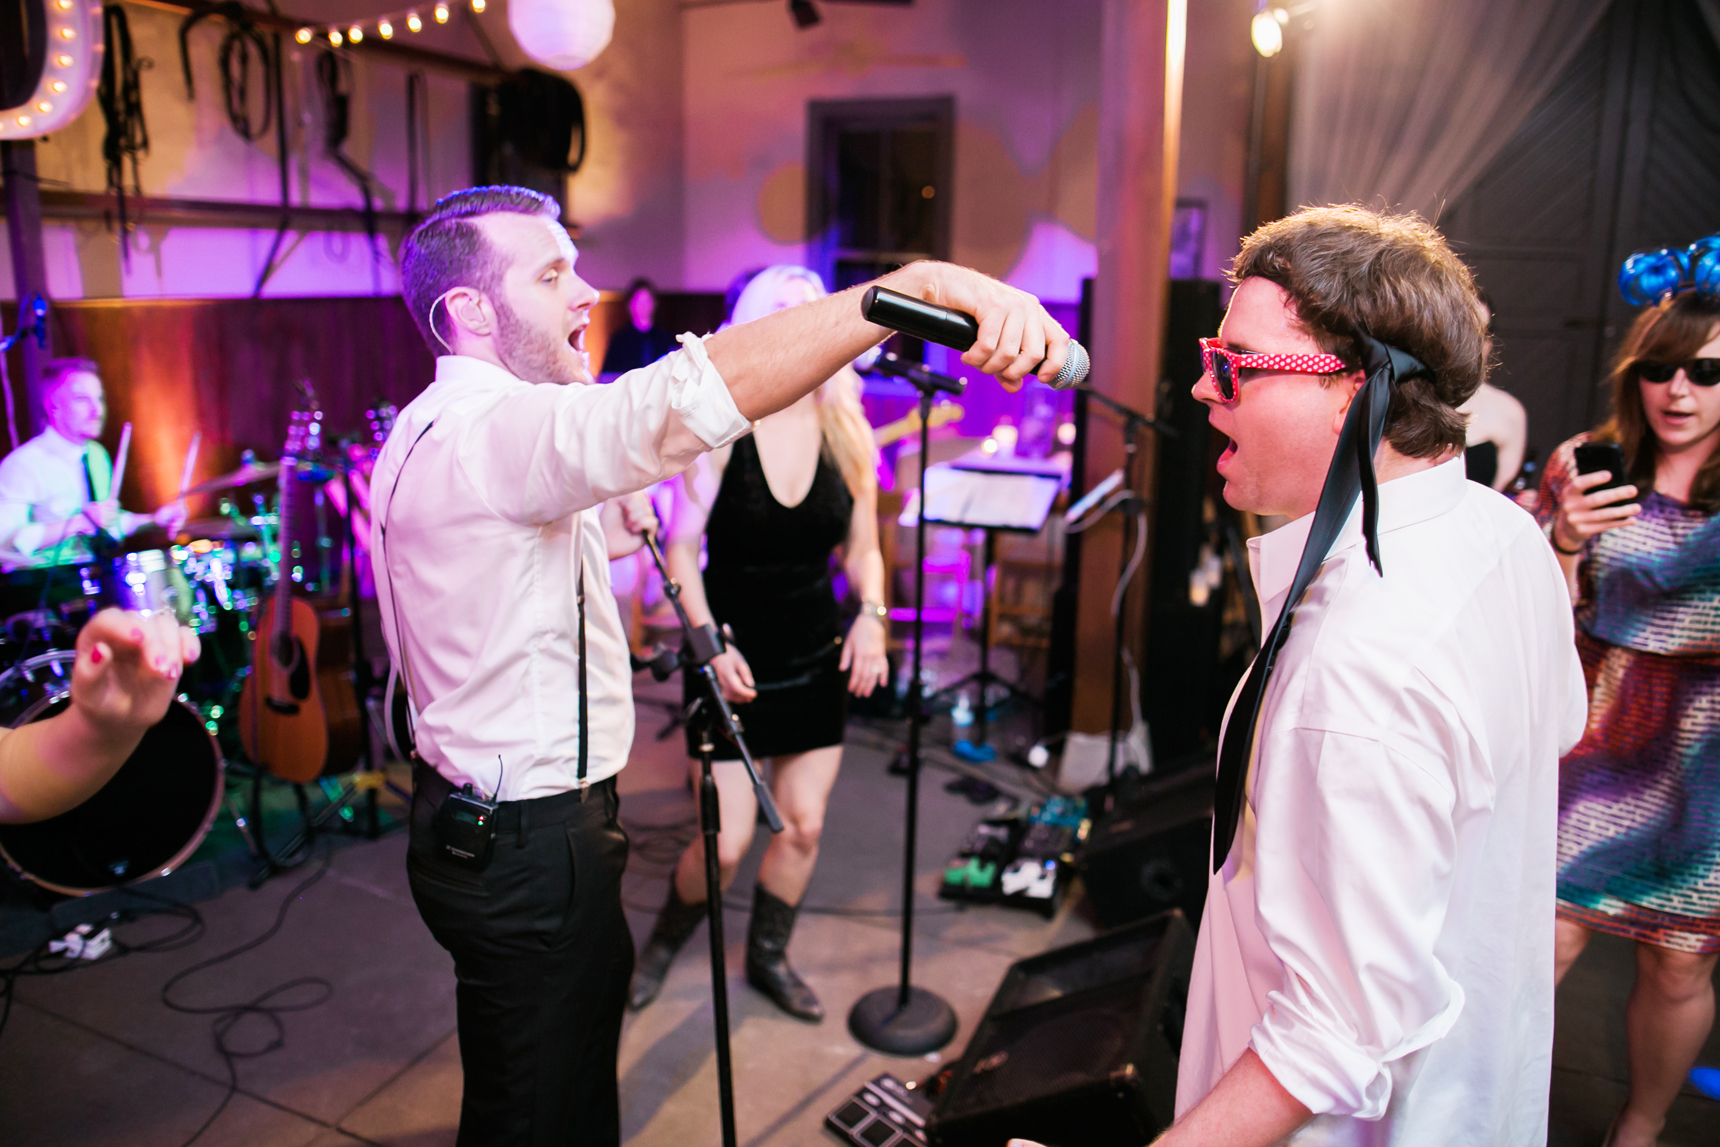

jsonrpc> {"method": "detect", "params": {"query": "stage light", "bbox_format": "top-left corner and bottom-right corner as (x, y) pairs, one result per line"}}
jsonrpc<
(510, 0), (614, 70)
(379, 19), (394, 38)
(407, 12), (423, 32)
(329, 28), (343, 46)
(434, 3), (450, 23)
(295, 26), (312, 43)
(1251, 8), (1287, 57)
(348, 25), (363, 42)
(789, 0), (820, 29)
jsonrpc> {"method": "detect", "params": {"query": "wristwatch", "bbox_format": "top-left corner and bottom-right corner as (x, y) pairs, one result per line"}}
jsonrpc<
(859, 599), (889, 622)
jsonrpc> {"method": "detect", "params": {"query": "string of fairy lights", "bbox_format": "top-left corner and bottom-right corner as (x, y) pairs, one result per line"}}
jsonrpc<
(292, 0), (487, 48)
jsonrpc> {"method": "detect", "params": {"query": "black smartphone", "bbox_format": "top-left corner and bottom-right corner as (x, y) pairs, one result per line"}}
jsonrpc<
(1573, 442), (1640, 503)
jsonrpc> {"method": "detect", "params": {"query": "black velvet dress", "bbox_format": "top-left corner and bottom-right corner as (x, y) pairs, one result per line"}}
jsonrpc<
(684, 434), (854, 760)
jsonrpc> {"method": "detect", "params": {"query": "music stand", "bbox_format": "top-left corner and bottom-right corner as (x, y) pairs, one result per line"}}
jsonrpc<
(911, 458), (1063, 761)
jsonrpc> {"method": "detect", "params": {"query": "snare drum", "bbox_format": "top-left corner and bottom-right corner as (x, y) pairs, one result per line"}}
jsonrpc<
(0, 651), (224, 896)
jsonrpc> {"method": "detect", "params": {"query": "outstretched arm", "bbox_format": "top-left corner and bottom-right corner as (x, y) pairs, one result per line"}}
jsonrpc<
(0, 609), (200, 823)
(705, 262), (1068, 422)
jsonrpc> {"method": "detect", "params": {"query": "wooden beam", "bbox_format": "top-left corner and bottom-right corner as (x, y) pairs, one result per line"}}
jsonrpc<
(19, 190), (578, 237)
(124, 0), (513, 84)
(2, 140), (52, 438)
(1071, 0), (1186, 738)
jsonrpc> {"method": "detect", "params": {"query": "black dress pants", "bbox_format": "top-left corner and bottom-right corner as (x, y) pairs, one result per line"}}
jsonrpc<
(407, 765), (634, 1147)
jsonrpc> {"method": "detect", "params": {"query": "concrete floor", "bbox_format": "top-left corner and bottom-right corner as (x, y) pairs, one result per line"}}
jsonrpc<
(1, 674), (1716, 1145)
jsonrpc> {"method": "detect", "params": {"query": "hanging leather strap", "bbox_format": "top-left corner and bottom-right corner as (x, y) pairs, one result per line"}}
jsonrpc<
(1211, 335), (1430, 872)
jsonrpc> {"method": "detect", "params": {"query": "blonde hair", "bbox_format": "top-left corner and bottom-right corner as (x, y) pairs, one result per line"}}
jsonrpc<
(730, 266), (877, 497)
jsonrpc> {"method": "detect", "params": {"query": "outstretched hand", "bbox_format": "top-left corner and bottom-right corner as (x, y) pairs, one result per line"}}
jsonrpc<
(911, 265), (1072, 391)
(72, 608), (200, 736)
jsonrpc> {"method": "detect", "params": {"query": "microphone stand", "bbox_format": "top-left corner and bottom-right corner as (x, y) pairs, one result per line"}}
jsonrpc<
(847, 366), (959, 1056)
(637, 530), (781, 1147)
(1072, 386), (1176, 793)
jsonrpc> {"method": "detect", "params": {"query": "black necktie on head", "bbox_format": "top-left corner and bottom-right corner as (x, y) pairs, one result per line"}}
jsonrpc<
(1210, 335), (1431, 872)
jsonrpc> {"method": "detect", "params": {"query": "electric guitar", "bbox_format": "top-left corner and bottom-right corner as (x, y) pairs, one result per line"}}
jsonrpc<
(872, 402), (964, 448)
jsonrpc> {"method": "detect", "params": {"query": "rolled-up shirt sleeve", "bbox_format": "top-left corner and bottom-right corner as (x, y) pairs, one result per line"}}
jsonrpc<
(1248, 724), (1465, 1120)
(463, 333), (751, 525)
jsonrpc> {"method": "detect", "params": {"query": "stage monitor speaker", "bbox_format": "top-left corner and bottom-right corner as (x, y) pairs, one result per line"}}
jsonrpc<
(926, 911), (1194, 1147)
(1080, 765), (1213, 932)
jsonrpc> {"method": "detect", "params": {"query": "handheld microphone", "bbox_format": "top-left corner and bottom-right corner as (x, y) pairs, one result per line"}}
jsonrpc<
(861, 285), (1090, 389)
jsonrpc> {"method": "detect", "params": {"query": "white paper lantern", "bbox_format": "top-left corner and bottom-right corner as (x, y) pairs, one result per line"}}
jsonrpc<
(509, 0), (615, 72)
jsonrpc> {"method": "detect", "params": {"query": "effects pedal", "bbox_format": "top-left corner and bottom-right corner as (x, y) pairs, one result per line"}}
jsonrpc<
(826, 1073), (932, 1147)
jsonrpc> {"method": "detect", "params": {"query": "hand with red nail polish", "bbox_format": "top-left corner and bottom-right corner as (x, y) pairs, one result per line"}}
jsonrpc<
(0, 608), (201, 823)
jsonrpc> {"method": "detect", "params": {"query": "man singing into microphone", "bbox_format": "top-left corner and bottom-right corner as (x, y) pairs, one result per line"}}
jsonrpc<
(374, 185), (1068, 1147)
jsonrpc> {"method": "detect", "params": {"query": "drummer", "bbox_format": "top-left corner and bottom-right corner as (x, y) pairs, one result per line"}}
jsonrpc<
(0, 358), (187, 572)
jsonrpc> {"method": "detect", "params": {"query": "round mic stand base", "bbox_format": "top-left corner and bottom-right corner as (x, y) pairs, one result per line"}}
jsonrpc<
(848, 984), (957, 1056)
(845, 378), (958, 1058)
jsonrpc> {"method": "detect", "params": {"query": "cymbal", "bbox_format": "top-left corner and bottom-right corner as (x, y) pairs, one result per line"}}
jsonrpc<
(183, 461), (280, 498)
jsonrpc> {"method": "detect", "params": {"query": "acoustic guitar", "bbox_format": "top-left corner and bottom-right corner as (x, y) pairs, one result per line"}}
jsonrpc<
(239, 395), (363, 782)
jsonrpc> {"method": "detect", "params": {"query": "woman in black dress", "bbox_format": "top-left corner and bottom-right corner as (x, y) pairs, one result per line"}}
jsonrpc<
(630, 266), (888, 1021)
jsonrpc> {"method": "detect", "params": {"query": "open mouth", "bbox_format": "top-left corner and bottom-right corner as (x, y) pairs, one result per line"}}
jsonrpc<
(570, 323), (587, 354)
(1217, 435), (1237, 469)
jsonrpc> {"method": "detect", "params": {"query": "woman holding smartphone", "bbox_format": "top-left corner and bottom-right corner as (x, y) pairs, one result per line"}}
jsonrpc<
(1537, 265), (1720, 1147)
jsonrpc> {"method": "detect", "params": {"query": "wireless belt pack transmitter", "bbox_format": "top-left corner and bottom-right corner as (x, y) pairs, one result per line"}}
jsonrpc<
(434, 780), (500, 869)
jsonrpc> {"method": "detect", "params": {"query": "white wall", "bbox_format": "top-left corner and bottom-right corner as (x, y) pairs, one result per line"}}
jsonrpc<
(682, 0), (1104, 303)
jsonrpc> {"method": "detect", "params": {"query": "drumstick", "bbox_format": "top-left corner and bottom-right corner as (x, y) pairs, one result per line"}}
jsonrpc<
(177, 433), (201, 498)
(109, 422), (132, 502)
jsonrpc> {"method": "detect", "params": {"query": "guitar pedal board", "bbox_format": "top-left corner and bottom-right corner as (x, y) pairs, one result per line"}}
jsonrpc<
(826, 1073), (932, 1147)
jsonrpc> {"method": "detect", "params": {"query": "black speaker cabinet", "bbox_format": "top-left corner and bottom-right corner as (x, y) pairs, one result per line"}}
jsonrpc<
(1080, 766), (1213, 931)
(926, 911), (1194, 1147)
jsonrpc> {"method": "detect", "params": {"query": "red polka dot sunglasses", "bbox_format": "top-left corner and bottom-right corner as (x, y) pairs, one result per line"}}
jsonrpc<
(1199, 337), (1352, 403)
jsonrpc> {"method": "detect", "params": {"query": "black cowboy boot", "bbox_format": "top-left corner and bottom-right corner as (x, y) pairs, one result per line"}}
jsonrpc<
(745, 884), (823, 1022)
(629, 884), (705, 1010)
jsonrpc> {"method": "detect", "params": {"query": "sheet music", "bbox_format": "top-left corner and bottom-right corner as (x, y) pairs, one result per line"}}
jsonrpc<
(898, 463), (1062, 532)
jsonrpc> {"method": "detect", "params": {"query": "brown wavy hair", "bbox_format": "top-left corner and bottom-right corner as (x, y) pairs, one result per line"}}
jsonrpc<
(1592, 291), (1720, 511)
(1231, 205), (1488, 459)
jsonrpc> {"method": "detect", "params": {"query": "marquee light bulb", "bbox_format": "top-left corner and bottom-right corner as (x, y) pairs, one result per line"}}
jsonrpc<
(328, 28), (343, 46)
(379, 20), (394, 38)
(55, 53), (72, 67)
(35, 101), (51, 113)
(49, 80), (66, 93)
(407, 12), (423, 32)
(434, 4), (450, 24)
(16, 116), (30, 127)
(55, 0), (72, 9)
(348, 25), (363, 42)
(471, 0), (486, 10)
(57, 25), (75, 39)
(295, 27), (312, 43)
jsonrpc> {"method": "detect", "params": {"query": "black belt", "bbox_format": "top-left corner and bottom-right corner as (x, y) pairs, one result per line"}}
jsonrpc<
(413, 761), (614, 834)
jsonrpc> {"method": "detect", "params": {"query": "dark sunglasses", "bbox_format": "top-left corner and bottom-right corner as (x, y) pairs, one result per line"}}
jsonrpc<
(1637, 358), (1720, 386)
(1198, 337), (1350, 403)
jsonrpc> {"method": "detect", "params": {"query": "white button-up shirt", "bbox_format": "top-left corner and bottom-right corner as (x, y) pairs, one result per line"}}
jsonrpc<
(1176, 457), (1588, 1146)
(0, 427), (136, 568)
(370, 338), (750, 801)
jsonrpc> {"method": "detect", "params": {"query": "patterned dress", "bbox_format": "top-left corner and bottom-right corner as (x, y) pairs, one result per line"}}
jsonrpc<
(1539, 436), (1720, 953)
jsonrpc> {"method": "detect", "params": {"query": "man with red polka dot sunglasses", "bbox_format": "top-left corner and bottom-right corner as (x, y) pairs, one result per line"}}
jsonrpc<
(1199, 336), (1351, 402)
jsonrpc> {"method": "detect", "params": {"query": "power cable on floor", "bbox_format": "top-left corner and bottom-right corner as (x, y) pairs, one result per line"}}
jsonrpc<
(159, 850), (336, 1147)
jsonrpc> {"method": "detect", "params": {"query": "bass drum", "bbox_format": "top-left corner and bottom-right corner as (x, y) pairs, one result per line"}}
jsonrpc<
(0, 652), (224, 896)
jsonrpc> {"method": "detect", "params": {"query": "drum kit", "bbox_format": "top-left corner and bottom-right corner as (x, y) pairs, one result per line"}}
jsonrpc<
(0, 400), (398, 897)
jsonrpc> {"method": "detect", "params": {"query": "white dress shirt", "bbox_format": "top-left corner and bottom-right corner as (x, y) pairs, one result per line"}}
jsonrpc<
(370, 338), (750, 801)
(1176, 458), (1588, 1146)
(0, 427), (139, 569)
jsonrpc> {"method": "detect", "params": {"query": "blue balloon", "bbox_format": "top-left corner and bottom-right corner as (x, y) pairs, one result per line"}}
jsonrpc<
(1618, 248), (1689, 306)
(1690, 235), (1720, 302)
